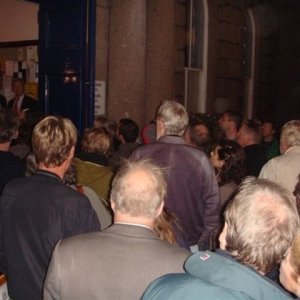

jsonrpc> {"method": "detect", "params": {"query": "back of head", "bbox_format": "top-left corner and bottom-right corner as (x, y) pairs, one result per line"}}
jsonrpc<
(240, 119), (262, 145)
(0, 109), (20, 144)
(94, 115), (109, 128)
(224, 177), (299, 274)
(32, 115), (77, 167)
(249, 119), (262, 142)
(188, 120), (210, 147)
(119, 118), (139, 143)
(110, 159), (166, 218)
(82, 127), (111, 155)
(157, 101), (188, 136)
(224, 110), (242, 131)
(280, 120), (300, 150)
(217, 140), (246, 185)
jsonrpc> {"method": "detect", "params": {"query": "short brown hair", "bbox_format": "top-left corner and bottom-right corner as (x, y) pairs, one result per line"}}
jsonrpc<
(110, 159), (166, 218)
(224, 177), (299, 274)
(32, 116), (77, 167)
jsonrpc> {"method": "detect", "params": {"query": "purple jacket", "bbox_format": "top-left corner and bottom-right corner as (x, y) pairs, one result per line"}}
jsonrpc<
(131, 135), (220, 248)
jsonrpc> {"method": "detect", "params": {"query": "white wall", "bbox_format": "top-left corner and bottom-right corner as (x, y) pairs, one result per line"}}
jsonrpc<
(0, 0), (38, 42)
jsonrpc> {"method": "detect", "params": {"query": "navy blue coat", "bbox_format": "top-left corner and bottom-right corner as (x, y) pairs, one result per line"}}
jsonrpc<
(0, 170), (100, 300)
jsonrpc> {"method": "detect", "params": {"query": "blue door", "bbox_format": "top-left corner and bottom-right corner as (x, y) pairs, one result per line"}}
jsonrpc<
(38, 0), (96, 133)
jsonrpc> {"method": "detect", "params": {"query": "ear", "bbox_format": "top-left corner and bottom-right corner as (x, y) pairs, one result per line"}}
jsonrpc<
(280, 141), (288, 154)
(156, 119), (166, 140)
(68, 146), (75, 159)
(155, 202), (164, 218)
(183, 128), (191, 143)
(219, 222), (228, 250)
(110, 200), (116, 213)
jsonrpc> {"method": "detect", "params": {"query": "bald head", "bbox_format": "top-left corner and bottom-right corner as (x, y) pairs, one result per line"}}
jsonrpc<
(110, 159), (166, 219)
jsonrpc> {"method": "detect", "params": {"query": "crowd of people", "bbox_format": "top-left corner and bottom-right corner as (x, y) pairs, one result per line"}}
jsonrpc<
(0, 92), (300, 299)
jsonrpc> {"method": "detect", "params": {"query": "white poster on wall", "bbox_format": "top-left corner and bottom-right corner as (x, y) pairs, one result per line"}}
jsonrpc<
(94, 80), (106, 116)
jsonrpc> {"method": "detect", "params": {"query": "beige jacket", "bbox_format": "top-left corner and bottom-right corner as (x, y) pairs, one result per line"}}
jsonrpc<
(259, 145), (300, 193)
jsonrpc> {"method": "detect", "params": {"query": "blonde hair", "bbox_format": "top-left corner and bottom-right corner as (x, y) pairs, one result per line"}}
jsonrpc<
(111, 159), (166, 218)
(81, 127), (111, 155)
(157, 101), (188, 136)
(32, 116), (77, 167)
(224, 177), (299, 274)
(280, 120), (300, 148)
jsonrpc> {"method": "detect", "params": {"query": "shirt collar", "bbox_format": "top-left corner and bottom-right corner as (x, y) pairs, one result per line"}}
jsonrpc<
(114, 222), (152, 231)
(36, 169), (63, 183)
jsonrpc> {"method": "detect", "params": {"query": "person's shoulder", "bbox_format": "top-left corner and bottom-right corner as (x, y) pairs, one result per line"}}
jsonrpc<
(2, 175), (25, 189)
(0, 151), (24, 163)
(57, 230), (103, 252)
(150, 238), (191, 259)
(55, 183), (90, 204)
(29, 173), (88, 201)
(65, 229), (101, 243)
(130, 142), (157, 158)
(23, 95), (39, 110)
(24, 95), (37, 102)
(142, 272), (254, 300)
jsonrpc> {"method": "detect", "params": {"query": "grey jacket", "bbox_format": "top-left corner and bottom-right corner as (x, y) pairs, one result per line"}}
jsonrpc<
(44, 224), (190, 300)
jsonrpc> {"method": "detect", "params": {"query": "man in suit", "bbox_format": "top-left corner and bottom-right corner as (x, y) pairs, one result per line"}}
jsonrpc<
(7, 78), (39, 118)
(44, 158), (190, 300)
(0, 116), (100, 300)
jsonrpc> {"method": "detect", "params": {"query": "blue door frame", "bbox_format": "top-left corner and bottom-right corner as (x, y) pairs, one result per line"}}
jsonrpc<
(38, 0), (96, 133)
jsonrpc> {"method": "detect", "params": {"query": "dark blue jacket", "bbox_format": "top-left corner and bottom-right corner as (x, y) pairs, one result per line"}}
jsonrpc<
(0, 170), (100, 300)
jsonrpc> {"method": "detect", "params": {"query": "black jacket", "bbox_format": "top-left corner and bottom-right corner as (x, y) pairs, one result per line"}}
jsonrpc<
(8, 95), (39, 112)
(0, 95), (7, 109)
(0, 170), (100, 300)
(0, 151), (25, 193)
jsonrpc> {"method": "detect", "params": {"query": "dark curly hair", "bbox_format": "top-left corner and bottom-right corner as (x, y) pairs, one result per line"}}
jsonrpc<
(213, 140), (246, 186)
